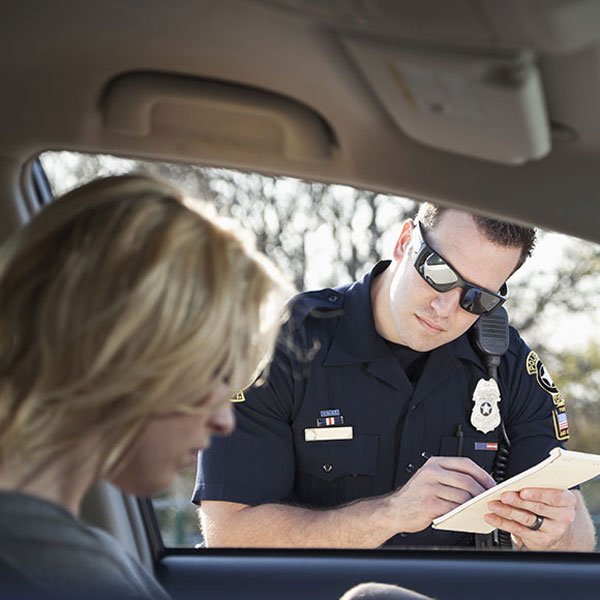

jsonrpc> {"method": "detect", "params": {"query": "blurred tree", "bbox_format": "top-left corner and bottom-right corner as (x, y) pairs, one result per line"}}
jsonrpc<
(40, 152), (416, 291)
(508, 236), (600, 355)
(41, 150), (600, 444)
(553, 341), (600, 453)
(40, 150), (600, 545)
(41, 151), (600, 423)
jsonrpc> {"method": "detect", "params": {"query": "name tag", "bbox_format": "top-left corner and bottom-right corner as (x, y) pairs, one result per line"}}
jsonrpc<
(304, 426), (353, 442)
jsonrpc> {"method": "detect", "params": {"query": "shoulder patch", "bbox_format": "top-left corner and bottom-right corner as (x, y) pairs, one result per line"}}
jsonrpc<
(525, 350), (565, 408)
(525, 350), (569, 441)
(231, 390), (246, 403)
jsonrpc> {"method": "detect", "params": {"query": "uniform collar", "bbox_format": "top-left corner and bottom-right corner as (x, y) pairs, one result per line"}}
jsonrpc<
(323, 261), (390, 368)
(323, 261), (416, 392)
(448, 330), (487, 370)
(409, 334), (486, 402)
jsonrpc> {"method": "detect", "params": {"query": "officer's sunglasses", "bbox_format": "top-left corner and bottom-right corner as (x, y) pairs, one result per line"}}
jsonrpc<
(412, 222), (508, 316)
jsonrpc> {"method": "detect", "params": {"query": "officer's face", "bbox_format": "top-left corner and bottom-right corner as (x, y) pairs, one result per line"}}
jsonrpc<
(387, 210), (522, 352)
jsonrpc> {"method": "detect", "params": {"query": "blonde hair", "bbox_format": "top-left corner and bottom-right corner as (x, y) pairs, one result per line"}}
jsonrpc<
(0, 174), (288, 476)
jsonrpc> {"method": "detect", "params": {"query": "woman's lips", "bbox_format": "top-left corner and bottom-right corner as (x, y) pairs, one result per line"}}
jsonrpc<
(188, 445), (207, 464)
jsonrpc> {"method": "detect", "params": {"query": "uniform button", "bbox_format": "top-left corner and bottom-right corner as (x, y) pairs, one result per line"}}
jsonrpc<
(328, 295), (338, 303)
(410, 404), (417, 411)
(400, 532), (408, 538)
(322, 464), (333, 473)
(405, 463), (415, 474)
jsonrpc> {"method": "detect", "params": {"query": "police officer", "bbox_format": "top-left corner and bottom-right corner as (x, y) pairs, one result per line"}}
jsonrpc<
(194, 204), (596, 551)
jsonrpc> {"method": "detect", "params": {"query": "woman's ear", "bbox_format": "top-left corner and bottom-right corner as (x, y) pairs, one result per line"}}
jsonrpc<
(392, 219), (415, 262)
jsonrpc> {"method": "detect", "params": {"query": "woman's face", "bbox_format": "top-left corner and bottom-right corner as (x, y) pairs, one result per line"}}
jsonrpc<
(110, 385), (234, 496)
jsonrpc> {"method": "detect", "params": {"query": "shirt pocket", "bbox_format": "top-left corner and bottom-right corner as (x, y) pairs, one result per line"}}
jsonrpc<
(439, 434), (497, 472)
(294, 434), (379, 507)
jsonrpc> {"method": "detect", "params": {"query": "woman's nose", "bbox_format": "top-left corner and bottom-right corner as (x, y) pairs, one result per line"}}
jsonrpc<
(209, 402), (235, 436)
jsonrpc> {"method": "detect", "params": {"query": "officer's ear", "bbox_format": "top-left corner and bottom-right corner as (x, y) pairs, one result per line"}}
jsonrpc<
(392, 219), (415, 263)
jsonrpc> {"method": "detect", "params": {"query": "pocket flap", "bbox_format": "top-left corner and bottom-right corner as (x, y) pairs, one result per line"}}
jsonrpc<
(296, 434), (379, 481)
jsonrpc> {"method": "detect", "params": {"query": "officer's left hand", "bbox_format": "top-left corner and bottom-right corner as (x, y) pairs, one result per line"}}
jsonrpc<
(484, 487), (576, 550)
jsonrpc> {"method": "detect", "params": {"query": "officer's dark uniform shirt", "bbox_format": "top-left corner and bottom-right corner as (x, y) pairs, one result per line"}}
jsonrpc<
(194, 261), (569, 547)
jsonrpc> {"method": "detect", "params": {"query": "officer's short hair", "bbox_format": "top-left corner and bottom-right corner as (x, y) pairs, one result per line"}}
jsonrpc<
(0, 174), (288, 477)
(416, 202), (536, 271)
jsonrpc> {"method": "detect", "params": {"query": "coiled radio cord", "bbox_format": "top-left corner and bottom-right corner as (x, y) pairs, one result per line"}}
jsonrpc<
(489, 362), (513, 549)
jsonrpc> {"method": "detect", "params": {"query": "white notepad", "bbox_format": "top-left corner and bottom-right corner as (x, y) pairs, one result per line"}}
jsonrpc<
(432, 448), (600, 534)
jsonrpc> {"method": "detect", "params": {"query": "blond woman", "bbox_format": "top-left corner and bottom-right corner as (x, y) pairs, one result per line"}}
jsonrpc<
(0, 175), (287, 598)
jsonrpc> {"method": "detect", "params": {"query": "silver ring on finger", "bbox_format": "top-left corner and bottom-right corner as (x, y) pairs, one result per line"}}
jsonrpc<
(528, 515), (544, 531)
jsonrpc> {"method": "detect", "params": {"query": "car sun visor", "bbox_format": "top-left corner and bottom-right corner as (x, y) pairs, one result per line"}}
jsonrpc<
(340, 36), (551, 165)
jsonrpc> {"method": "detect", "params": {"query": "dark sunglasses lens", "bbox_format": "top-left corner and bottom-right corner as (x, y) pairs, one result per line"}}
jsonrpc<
(461, 287), (501, 315)
(421, 253), (459, 292)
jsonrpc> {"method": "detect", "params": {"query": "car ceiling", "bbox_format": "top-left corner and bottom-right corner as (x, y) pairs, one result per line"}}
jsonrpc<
(3, 0), (600, 242)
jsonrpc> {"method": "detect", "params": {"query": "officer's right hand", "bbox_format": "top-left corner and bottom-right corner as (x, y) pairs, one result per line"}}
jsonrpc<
(391, 456), (496, 534)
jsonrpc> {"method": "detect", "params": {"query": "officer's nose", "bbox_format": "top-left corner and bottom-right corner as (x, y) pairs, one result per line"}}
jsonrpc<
(430, 288), (461, 318)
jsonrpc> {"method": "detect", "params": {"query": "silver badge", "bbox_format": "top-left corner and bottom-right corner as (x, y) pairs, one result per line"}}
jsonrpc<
(470, 378), (501, 434)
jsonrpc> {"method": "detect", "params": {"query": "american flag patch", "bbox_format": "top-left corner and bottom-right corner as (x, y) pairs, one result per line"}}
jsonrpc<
(317, 416), (344, 427)
(558, 412), (569, 430)
(474, 442), (498, 451)
(553, 407), (570, 441)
